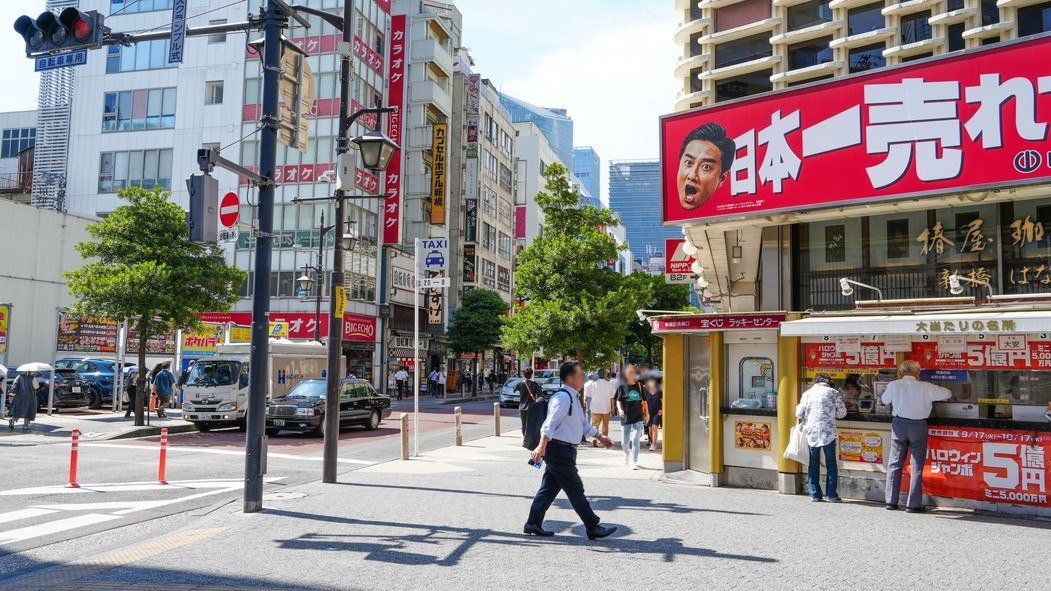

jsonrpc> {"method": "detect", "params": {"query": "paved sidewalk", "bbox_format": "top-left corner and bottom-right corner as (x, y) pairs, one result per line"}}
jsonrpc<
(0, 408), (195, 442)
(3, 429), (1048, 590)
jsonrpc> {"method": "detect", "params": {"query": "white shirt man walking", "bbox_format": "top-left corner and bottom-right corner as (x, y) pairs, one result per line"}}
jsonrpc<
(880, 359), (951, 513)
(585, 368), (616, 447)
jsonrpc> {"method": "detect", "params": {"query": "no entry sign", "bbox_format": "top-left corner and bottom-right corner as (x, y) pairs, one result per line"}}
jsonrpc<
(219, 192), (240, 227)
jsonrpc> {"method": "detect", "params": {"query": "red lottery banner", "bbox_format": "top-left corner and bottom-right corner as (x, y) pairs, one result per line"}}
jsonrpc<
(383, 15), (407, 244)
(649, 313), (784, 333)
(199, 312), (376, 342)
(902, 428), (1050, 507)
(803, 343), (896, 368)
(910, 340), (1051, 370)
(661, 35), (1051, 223)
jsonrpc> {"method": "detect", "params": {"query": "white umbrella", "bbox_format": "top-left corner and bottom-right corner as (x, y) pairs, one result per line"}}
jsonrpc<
(0, 364), (7, 379)
(16, 362), (53, 372)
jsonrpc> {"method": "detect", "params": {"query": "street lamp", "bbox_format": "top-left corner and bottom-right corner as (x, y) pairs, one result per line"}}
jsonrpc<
(840, 277), (883, 300)
(351, 130), (400, 171)
(948, 274), (993, 297)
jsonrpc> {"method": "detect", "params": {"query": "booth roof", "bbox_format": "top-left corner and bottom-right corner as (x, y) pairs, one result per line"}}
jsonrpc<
(780, 309), (1051, 336)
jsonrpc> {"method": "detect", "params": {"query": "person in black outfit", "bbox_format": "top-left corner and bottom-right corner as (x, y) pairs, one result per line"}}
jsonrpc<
(124, 369), (139, 418)
(515, 368), (542, 439)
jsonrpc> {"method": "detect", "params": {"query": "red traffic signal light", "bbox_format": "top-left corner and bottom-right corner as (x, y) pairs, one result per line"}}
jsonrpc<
(12, 9), (103, 56)
(58, 8), (97, 43)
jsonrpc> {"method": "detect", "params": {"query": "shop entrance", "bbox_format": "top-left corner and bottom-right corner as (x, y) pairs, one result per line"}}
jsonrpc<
(685, 335), (711, 472)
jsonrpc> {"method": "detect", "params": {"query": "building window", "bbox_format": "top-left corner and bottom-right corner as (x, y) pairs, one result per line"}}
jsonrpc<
(981, 35), (1000, 46)
(106, 39), (177, 73)
(482, 186), (497, 216)
(946, 0), (965, 10)
(847, 2), (886, 36)
(498, 199), (513, 228)
(1019, 2), (1051, 36)
(1, 128), (35, 158)
(208, 19), (227, 44)
(481, 259), (496, 288)
(102, 88), (177, 132)
(499, 129), (513, 158)
(900, 52), (933, 63)
(482, 223), (497, 252)
(110, 0), (174, 14)
(981, 0), (1000, 26)
(714, 70), (772, 102)
(900, 11), (932, 44)
(689, 1), (703, 21)
(688, 67), (705, 94)
(848, 43), (886, 73)
(788, 36), (833, 70)
(498, 233), (511, 260)
(205, 81), (225, 105)
(947, 23), (965, 51)
(484, 150), (499, 181)
(497, 266), (510, 292)
(787, 0), (832, 32)
(714, 34), (772, 69)
(98, 149), (174, 193)
(498, 164), (513, 193)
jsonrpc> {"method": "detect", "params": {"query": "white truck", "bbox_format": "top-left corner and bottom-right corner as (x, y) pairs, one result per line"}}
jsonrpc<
(181, 340), (330, 432)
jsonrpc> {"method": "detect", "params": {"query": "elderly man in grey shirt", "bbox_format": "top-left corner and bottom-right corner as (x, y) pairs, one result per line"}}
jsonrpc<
(881, 359), (951, 513)
(525, 361), (616, 540)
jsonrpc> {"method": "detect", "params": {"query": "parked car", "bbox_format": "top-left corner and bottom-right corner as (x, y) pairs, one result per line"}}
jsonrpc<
(265, 378), (392, 437)
(54, 357), (138, 409)
(533, 369), (555, 380)
(498, 377), (525, 408)
(4, 368), (92, 411)
(540, 377), (563, 394)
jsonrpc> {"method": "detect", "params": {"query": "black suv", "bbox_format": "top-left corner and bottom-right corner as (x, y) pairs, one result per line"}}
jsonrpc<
(265, 378), (392, 437)
(5, 368), (92, 411)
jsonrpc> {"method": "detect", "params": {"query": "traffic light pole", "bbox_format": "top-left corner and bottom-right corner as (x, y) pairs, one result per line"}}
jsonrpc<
(243, 0), (287, 514)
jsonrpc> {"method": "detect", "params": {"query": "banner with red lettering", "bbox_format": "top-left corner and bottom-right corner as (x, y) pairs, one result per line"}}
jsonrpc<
(198, 312), (376, 342)
(661, 35), (1051, 224)
(910, 340), (1051, 370)
(383, 15), (407, 245)
(902, 427), (1050, 507)
(803, 343), (897, 368)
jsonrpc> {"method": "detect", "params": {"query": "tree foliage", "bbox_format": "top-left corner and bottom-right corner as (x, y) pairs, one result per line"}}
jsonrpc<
(503, 164), (652, 370)
(65, 187), (246, 424)
(450, 289), (508, 355)
(624, 273), (693, 365)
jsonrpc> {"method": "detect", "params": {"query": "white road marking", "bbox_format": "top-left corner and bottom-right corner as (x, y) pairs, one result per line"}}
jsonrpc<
(0, 513), (120, 544)
(1, 478), (284, 496)
(80, 442), (375, 465)
(0, 508), (57, 524)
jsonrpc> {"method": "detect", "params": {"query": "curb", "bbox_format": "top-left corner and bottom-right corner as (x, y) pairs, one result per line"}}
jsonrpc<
(105, 423), (198, 440)
(440, 395), (499, 405)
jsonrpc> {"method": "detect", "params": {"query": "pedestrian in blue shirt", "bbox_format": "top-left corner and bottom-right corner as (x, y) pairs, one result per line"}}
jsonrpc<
(524, 361), (617, 541)
(151, 362), (176, 418)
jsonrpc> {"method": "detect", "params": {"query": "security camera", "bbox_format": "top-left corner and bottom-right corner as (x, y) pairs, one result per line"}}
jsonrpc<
(636, 310), (647, 322)
(318, 170), (336, 183)
(948, 274), (964, 295)
(839, 277), (854, 297)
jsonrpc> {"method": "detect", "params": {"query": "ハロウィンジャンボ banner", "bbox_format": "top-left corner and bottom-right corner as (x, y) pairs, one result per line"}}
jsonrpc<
(661, 35), (1051, 224)
(901, 428), (1050, 507)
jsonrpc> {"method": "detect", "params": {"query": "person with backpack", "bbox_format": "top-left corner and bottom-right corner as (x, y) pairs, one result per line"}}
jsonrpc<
(515, 368), (542, 441)
(523, 361), (617, 541)
(615, 364), (648, 470)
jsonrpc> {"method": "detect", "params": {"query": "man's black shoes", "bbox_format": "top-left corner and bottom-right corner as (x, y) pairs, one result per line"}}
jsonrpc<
(885, 504), (899, 510)
(523, 524), (554, 537)
(906, 506), (928, 514)
(586, 524), (617, 540)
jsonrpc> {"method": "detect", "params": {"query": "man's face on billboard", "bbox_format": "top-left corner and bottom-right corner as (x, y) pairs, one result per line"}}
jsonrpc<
(677, 140), (728, 211)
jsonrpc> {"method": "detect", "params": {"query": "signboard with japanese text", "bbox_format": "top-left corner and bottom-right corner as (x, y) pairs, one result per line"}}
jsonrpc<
(649, 313), (785, 333)
(804, 343), (897, 369)
(910, 340), (1051, 370)
(0, 305), (8, 355)
(465, 198), (478, 242)
(733, 421), (772, 451)
(430, 124), (448, 224)
(838, 431), (884, 464)
(664, 238), (696, 284)
(182, 325), (223, 358)
(427, 271), (444, 326)
(463, 244), (477, 283)
(937, 334), (968, 353)
(56, 315), (175, 355)
(168, 0), (187, 63)
(835, 335), (861, 354)
(198, 312), (376, 342)
(384, 15), (407, 245)
(352, 36), (384, 74)
(903, 427), (1050, 507)
(661, 35), (1051, 224)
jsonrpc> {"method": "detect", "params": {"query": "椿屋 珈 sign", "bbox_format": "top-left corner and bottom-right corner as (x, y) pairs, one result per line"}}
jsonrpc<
(661, 34), (1051, 224)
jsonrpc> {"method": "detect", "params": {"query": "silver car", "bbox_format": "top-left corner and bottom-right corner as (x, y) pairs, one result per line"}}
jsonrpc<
(498, 377), (524, 407)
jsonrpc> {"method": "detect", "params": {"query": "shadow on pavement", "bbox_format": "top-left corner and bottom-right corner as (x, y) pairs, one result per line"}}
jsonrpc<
(333, 481), (766, 516)
(267, 509), (778, 566)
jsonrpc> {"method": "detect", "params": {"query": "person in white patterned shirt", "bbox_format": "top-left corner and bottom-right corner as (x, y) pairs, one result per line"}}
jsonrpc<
(796, 373), (847, 502)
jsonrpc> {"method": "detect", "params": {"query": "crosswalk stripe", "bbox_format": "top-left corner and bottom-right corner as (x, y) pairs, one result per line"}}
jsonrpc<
(0, 513), (120, 544)
(0, 508), (57, 525)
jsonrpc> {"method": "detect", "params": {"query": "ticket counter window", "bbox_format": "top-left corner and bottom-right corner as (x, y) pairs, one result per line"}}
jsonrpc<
(737, 357), (774, 405)
(921, 369), (1051, 420)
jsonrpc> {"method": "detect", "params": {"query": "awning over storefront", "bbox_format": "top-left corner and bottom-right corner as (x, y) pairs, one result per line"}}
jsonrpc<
(780, 310), (1051, 336)
(389, 348), (415, 358)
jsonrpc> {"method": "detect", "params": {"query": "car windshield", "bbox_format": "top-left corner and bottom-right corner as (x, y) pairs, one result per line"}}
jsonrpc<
(57, 360), (110, 373)
(504, 378), (524, 388)
(185, 360), (241, 386)
(286, 380), (326, 399)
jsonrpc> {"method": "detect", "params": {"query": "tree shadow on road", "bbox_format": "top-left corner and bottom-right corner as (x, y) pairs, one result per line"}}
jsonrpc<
(267, 509), (778, 567)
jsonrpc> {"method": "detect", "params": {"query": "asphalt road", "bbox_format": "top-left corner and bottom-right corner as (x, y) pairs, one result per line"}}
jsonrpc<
(0, 396), (516, 576)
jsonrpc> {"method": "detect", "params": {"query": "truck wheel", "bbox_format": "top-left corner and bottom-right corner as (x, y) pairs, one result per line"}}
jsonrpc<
(197, 423), (212, 432)
(365, 410), (381, 431)
(265, 428), (280, 437)
(237, 418), (247, 432)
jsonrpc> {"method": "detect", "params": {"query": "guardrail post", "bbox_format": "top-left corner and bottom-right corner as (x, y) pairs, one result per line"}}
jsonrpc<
(493, 402), (501, 437)
(400, 413), (409, 460)
(455, 406), (462, 446)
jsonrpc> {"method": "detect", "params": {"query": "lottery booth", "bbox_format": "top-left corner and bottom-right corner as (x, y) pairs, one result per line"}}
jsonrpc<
(654, 313), (803, 492)
(780, 301), (1051, 516)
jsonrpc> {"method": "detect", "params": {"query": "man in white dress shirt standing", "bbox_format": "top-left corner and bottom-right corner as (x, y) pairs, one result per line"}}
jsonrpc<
(880, 359), (951, 513)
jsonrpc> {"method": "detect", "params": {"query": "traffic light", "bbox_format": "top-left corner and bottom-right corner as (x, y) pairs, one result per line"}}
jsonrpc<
(186, 174), (219, 244)
(13, 9), (104, 56)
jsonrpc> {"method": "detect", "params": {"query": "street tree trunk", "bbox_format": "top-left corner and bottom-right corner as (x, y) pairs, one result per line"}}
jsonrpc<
(134, 319), (149, 426)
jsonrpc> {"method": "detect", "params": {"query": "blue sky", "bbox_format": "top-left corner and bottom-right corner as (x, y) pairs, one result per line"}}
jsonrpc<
(0, 1), (678, 181)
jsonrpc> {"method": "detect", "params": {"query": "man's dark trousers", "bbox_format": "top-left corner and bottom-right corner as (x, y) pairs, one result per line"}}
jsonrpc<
(527, 441), (600, 530)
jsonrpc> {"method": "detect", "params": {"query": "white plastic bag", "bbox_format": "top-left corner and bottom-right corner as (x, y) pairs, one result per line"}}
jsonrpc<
(783, 424), (809, 464)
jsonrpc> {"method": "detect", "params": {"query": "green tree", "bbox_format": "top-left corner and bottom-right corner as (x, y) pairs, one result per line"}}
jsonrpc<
(503, 164), (651, 370)
(624, 272), (693, 365)
(65, 187), (246, 425)
(449, 289), (508, 395)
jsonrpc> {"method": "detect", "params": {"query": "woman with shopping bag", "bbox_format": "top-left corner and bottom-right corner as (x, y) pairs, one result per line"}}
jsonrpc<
(794, 373), (847, 502)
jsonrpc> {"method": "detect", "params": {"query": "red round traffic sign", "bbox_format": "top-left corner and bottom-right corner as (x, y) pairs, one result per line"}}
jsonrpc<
(219, 192), (240, 228)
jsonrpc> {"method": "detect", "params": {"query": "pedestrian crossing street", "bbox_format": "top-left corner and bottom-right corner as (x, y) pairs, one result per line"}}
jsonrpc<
(0, 479), (280, 548)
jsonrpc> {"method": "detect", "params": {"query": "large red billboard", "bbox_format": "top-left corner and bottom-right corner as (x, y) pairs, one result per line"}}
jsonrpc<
(383, 14), (407, 245)
(661, 35), (1051, 224)
(198, 312), (376, 342)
